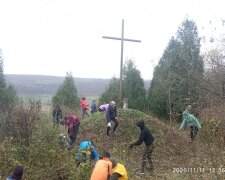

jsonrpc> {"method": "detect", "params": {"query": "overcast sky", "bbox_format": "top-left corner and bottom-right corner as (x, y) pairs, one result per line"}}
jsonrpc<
(0, 0), (224, 80)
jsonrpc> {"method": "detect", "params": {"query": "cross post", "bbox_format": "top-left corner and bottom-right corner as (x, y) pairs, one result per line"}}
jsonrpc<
(102, 19), (141, 101)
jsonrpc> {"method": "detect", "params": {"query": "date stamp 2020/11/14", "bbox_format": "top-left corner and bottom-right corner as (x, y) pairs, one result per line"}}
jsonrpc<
(173, 167), (225, 174)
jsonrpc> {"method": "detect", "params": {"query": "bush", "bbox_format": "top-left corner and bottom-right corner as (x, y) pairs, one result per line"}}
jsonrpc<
(0, 100), (42, 145)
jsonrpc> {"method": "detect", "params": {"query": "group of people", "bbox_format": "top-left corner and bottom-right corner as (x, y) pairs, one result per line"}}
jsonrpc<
(80, 97), (98, 118)
(76, 120), (155, 179)
(7, 102), (202, 179)
(51, 99), (201, 179)
(51, 98), (156, 178)
(90, 151), (128, 180)
(74, 141), (129, 179)
(53, 97), (97, 125)
(53, 99), (120, 148)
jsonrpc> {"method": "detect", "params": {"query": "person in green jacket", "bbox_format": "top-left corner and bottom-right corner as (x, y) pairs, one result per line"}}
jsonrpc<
(179, 111), (201, 141)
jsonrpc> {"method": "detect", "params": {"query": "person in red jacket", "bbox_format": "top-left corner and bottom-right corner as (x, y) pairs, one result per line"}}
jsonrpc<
(80, 97), (90, 119)
(64, 113), (80, 147)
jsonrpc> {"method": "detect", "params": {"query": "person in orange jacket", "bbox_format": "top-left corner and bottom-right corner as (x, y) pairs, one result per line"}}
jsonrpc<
(90, 151), (112, 180)
(80, 97), (90, 119)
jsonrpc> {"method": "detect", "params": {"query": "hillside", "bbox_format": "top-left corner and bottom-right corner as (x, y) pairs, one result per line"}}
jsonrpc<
(78, 109), (225, 179)
(1, 108), (224, 179)
(5, 74), (150, 98)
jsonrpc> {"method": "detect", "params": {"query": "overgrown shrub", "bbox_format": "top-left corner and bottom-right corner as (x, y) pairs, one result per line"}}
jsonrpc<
(0, 100), (42, 145)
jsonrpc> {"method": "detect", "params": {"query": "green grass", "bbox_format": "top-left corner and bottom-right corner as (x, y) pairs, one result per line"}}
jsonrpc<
(18, 93), (52, 105)
(1, 108), (225, 179)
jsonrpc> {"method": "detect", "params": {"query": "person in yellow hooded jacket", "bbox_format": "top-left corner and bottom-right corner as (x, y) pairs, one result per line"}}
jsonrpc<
(110, 159), (128, 180)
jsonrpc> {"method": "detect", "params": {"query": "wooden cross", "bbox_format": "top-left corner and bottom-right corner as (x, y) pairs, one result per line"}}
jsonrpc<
(102, 19), (141, 101)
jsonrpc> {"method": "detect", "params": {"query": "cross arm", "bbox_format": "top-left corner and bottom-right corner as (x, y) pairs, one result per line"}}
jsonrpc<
(102, 36), (141, 43)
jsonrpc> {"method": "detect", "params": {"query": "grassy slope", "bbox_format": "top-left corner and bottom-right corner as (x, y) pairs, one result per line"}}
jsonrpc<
(2, 108), (224, 180)
(76, 109), (225, 180)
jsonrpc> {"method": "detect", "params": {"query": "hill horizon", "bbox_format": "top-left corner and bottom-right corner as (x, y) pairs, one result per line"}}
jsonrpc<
(5, 74), (151, 98)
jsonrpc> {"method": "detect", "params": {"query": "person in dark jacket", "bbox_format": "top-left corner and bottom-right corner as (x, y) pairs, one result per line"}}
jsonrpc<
(106, 101), (119, 136)
(53, 105), (63, 125)
(7, 165), (24, 180)
(129, 120), (155, 174)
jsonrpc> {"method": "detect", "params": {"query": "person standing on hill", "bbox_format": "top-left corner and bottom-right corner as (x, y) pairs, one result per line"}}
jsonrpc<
(64, 113), (80, 147)
(91, 100), (97, 115)
(179, 111), (201, 142)
(106, 101), (119, 136)
(90, 151), (112, 180)
(110, 159), (128, 180)
(53, 105), (63, 125)
(129, 120), (155, 174)
(80, 97), (90, 119)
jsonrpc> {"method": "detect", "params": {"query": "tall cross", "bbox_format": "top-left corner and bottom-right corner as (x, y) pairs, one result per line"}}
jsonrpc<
(102, 19), (141, 101)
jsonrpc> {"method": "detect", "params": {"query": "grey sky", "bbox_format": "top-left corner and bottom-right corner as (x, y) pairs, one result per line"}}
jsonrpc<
(0, 0), (224, 80)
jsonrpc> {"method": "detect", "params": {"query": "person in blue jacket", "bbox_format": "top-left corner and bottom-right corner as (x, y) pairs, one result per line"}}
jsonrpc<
(76, 140), (99, 165)
(179, 111), (201, 141)
(91, 100), (97, 114)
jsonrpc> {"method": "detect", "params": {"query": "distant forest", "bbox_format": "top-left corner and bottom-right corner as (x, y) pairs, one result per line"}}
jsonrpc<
(5, 74), (150, 97)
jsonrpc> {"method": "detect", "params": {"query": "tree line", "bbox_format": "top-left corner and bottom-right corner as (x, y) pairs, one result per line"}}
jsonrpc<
(1, 17), (225, 124)
(99, 18), (225, 122)
(51, 18), (225, 124)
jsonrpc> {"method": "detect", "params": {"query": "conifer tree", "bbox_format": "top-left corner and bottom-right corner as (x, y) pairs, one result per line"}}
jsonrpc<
(99, 77), (120, 106)
(123, 59), (147, 111)
(52, 72), (79, 109)
(147, 18), (204, 119)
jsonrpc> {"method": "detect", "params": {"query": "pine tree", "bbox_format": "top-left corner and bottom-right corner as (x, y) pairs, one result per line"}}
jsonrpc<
(176, 18), (204, 107)
(99, 77), (121, 106)
(147, 18), (204, 119)
(52, 72), (80, 109)
(0, 49), (6, 88)
(0, 49), (17, 108)
(123, 59), (147, 111)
